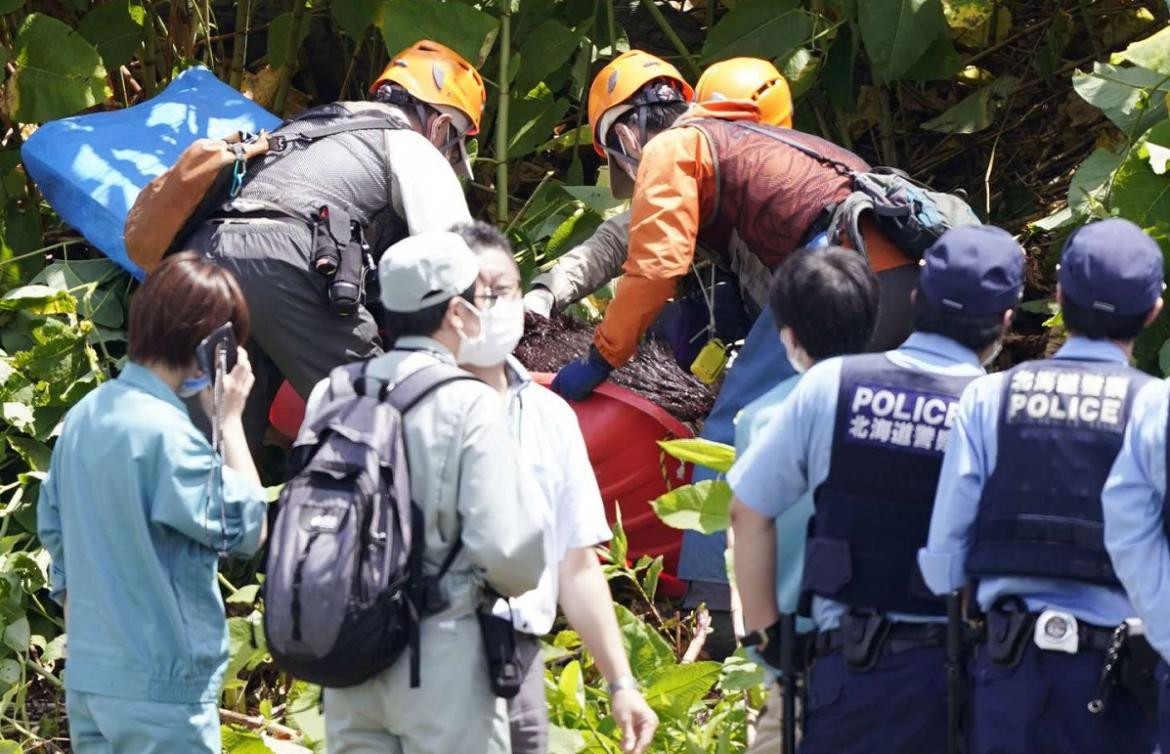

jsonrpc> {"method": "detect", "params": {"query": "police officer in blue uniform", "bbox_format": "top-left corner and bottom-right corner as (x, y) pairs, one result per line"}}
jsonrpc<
(1101, 236), (1170, 754)
(728, 224), (1024, 754)
(920, 218), (1164, 754)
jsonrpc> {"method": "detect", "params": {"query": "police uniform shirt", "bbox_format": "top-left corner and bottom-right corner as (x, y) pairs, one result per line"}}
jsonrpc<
(728, 331), (985, 632)
(919, 336), (1138, 627)
(1102, 377), (1170, 662)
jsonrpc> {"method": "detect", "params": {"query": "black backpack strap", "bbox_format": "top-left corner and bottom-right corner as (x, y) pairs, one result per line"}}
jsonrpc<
(268, 117), (406, 152)
(731, 121), (859, 181)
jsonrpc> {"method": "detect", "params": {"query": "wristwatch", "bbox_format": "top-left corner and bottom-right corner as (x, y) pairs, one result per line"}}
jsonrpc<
(608, 675), (640, 695)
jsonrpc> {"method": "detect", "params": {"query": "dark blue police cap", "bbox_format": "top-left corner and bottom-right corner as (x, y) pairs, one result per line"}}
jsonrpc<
(918, 225), (1024, 316)
(1058, 218), (1164, 316)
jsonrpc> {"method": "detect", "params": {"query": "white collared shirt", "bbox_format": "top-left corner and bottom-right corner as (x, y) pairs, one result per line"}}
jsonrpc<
(495, 357), (612, 635)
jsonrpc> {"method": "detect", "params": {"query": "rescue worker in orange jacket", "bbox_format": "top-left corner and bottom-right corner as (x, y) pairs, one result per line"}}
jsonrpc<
(523, 57), (794, 337)
(548, 50), (919, 593)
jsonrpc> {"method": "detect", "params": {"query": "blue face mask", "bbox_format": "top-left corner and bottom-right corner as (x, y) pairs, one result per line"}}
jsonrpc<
(178, 374), (210, 398)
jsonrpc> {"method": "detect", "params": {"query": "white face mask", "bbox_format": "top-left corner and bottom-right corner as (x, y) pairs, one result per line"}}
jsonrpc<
(981, 339), (1003, 367)
(456, 298), (525, 367)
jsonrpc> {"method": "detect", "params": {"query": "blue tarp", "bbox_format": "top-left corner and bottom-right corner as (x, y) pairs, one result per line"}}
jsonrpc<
(21, 66), (280, 280)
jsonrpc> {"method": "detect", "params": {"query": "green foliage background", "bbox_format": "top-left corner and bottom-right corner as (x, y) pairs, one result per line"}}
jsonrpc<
(2, 0), (1170, 751)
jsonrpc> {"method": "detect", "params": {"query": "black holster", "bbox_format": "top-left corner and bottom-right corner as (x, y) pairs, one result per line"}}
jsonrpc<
(310, 205), (369, 316)
(840, 610), (891, 672)
(1118, 634), (1161, 719)
(985, 598), (1034, 669)
(477, 603), (523, 699)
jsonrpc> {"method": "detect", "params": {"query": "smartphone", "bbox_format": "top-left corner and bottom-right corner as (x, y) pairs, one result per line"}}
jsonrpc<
(195, 323), (238, 384)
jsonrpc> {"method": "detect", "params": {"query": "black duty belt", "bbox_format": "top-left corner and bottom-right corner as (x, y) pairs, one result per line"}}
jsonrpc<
(815, 621), (945, 658)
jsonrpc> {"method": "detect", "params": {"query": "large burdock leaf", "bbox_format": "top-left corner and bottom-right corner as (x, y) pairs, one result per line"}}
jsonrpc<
(921, 75), (1020, 134)
(1120, 25), (1170, 76)
(1072, 63), (1170, 137)
(860, 0), (948, 82)
(376, 0), (499, 68)
(698, 0), (811, 66)
(6, 14), (110, 123)
(1111, 120), (1170, 233)
(79, 0), (145, 70)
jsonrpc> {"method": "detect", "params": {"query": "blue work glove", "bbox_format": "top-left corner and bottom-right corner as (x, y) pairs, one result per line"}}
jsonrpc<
(552, 347), (613, 400)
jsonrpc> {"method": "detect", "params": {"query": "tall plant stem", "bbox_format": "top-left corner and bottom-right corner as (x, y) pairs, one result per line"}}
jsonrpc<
(273, 0), (308, 114)
(141, 0), (158, 97)
(637, 0), (699, 79)
(228, 0), (251, 89)
(605, 0), (617, 54)
(496, 0), (512, 224)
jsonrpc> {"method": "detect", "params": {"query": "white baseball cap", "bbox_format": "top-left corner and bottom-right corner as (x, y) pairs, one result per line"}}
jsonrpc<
(379, 231), (480, 312)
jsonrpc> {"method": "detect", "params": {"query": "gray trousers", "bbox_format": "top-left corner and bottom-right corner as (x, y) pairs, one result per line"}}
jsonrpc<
(186, 219), (383, 450)
(507, 633), (548, 754)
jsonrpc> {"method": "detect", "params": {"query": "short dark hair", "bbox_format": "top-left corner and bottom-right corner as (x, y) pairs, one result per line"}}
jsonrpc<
(912, 290), (1006, 353)
(1060, 292), (1150, 341)
(452, 220), (511, 257)
(383, 282), (477, 341)
(770, 246), (879, 360)
(128, 252), (250, 368)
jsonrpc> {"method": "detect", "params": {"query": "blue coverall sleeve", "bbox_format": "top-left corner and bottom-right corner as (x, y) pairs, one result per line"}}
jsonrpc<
(148, 424), (267, 558)
(728, 362), (836, 519)
(1103, 380), (1170, 662)
(36, 458), (66, 605)
(918, 376), (996, 596)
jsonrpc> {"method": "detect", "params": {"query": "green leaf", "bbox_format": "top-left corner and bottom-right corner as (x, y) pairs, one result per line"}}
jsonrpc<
(778, 48), (820, 100)
(1158, 337), (1170, 376)
(79, 0), (145, 69)
(1, 403), (33, 434)
(823, 22), (857, 111)
(0, 0), (23, 15)
(2, 617), (28, 654)
(718, 650), (766, 692)
(614, 603), (674, 681)
(219, 727), (272, 754)
(643, 661), (722, 717)
(657, 438), (735, 473)
(641, 555), (663, 602)
(1142, 140), (1170, 176)
(699, 0), (811, 66)
(226, 584), (261, 605)
(921, 75), (1020, 134)
(1029, 206), (1075, 233)
(0, 285), (74, 315)
(331, 0), (381, 40)
(561, 185), (626, 217)
(1120, 24), (1170, 76)
(514, 19), (580, 92)
(859, 0), (948, 82)
(1072, 63), (1170, 137)
(558, 660), (585, 716)
(1111, 120), (1170, 233)
(7, 436), (49, 473)
(31, 259), (126, 329)
(6, 14), (110, 123)
(548, 725), (587, 754)
(509, 87), (571, 159)
(286, 682), (325, 743)
(224, 614), (268, 684)
(901, 32), (961, 83)
(268, 12), (311, 71)
(0, 659), (19, 689)
(376, 0), (499, 68)
(651, 480), (733, 534)
(608, 504), (628, 566)
(1068, 148), (1124, 216)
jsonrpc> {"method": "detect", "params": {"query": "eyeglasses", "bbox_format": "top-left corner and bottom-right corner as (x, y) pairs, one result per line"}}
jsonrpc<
(474, 284), (520, 309)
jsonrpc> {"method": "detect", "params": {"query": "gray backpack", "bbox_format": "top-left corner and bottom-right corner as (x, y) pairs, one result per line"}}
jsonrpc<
(264, 359), (474, 688)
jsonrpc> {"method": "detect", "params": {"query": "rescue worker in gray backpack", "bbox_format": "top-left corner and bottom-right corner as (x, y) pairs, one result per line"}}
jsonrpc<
(183, 40), (485, 451)
(272, 230), (544, 754)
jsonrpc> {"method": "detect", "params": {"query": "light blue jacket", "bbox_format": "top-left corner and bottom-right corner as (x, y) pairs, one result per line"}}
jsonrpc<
(37, 363), (267, 703)
(1103, 376), (1170, 661)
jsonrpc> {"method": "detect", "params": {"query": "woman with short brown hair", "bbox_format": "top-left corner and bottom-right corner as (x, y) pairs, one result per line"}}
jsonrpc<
(38, 252), (268, 753)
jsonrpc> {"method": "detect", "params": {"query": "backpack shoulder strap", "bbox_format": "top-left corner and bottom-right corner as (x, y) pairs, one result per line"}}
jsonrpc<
(270, 116), (406, 152)
(385, 362), (478, 415)
(731, 121), (858, 179)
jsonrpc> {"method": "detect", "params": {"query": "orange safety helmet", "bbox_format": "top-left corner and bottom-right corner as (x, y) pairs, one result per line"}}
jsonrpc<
(695, 57), (793, 128)
(587, 50), (694, 158)
(370, 40), (487, 134)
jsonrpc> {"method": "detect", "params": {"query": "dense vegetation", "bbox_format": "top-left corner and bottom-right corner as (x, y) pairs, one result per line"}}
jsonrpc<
(2, 0), (1170, 751)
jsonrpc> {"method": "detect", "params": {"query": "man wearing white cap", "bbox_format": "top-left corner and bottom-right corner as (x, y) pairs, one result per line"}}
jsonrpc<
(298, 230), (545, 754)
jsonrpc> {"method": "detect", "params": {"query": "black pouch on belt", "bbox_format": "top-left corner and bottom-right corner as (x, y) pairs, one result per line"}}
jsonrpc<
(1119, 633), (1160, 719)
(841, 610), (890, 672)
(477, 600), (523, 699)
(986, 598), (1034, 668)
